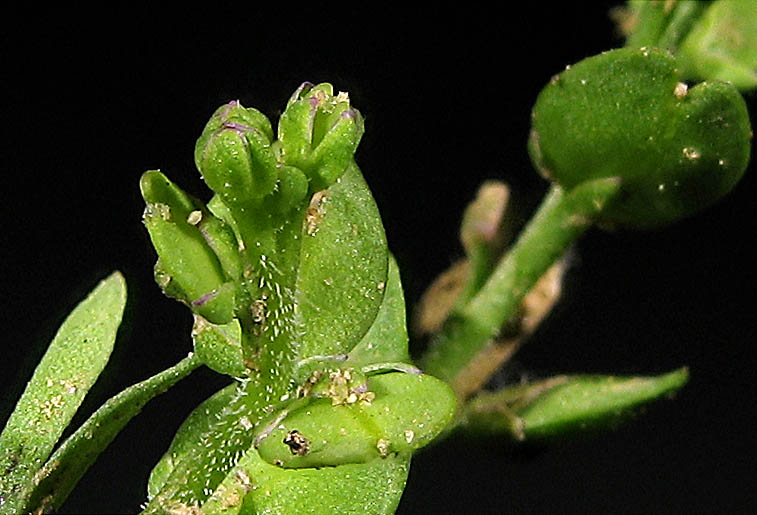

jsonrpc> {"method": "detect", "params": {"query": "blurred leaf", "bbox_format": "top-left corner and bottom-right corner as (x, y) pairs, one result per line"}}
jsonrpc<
(460, 368), (689, 441)
(678, 0), (757, 91)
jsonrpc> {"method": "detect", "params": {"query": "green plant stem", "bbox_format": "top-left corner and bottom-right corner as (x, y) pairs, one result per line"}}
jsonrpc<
(420, 178), (621, 384)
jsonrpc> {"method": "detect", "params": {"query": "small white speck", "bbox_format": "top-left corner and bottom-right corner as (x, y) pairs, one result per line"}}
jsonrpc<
(187, 210), (202, 225)
(674, 82), (688, 99)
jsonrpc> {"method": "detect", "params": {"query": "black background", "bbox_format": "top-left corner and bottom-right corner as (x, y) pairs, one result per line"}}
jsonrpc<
(2, 4), (755, 513)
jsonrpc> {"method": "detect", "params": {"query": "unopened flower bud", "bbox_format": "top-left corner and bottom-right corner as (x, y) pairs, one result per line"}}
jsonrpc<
(194, 101), (278, 205)
(140, 170), (235, 324)
(278, 82), (364, 189)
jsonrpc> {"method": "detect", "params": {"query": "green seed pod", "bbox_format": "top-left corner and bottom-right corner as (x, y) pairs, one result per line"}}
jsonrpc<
(194, 101), (278, 205)
(278, 82), (365, 190)
(140, 170), (235, 324)
(677, 0), (757, 91)
(256, 372), (456, 468)
(529, 47), (751, 229)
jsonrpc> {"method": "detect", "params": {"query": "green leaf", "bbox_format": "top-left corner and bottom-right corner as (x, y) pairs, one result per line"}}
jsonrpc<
(528, 46), (751, 228)
(20, 353), (201, 514)
(346, 253), (411, 367)
(142, 380), (271, 511)
(460, 368), (689, 441)
(295, 162), (388, 360)
(0, 272), (126, 515)
(146, 383), (238, 502)
(145, 372), (454, 513)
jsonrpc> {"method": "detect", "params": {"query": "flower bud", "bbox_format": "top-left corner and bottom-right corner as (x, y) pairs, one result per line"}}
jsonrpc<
(278, 82), (365, 189)
(141, 170), (235, 324)
(194, 101), (278, 205)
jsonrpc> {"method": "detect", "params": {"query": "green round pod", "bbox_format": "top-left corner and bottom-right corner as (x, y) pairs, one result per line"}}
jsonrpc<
(256, 372), (456, 468)
(529, 47), (751, 229)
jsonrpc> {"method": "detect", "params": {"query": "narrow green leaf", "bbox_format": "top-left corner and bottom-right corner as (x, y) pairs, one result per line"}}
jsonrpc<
(460, 368), (689, 441)
(21, 353), (201, 514)
(0, 272), (126, 515)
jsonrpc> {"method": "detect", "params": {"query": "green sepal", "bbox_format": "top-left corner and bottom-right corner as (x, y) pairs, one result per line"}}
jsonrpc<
(194, 208), (244, 281)
(460, 368), (689, 441)
(529, 47), (751, 228)
(278, 82), (364, 190)
(141, 170), (235, 324)
(0, 272), (126, 515)
(256, 372), (456, 468)
(677, 0), (757, 91)
(194, 101), (278, 205)
(192, 316), (249, 377)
